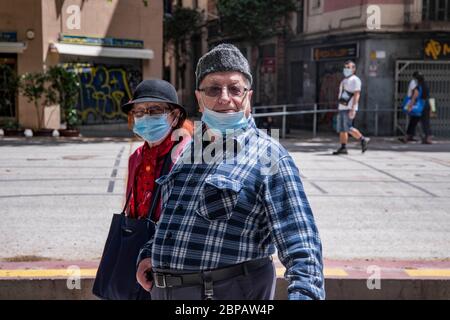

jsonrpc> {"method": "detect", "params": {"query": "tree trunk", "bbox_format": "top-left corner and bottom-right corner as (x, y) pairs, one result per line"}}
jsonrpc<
(175, 39), (180, 90)
(35, 102), (41, 130)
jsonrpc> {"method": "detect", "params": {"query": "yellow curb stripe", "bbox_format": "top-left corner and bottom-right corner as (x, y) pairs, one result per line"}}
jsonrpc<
(405, 269), (450, 277)
(276, 268), (348, 277)
(8, 268), (450, 279)
(1, 268), (351, 279)
(324, 268), (349, 277)
(0, 269), (98, 278)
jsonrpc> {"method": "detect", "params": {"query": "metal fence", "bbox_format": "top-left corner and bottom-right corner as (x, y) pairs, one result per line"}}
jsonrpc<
(252, 103), (393, 139)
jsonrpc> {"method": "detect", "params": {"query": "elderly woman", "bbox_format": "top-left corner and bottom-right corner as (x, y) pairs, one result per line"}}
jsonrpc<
(122, 79), (192, 221)
(93, 79), (191, 301)
(121, 80), (192, 299)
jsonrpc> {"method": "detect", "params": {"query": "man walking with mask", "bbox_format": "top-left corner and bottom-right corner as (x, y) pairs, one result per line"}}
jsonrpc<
(136, 44), (324, 300)
(333, 61), (370, 155)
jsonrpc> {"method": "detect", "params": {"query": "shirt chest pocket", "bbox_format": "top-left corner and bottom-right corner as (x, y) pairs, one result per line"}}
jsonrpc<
(196, 175), (243, 221)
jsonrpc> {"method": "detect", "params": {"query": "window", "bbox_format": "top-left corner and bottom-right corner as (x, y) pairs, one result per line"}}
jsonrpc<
(164, 0), (172, 14)
(290, 61), (304, 101)
(297, 0), (305, 34)
(0, 55), (17, 118)
(422, 0), (450, 21)
(309, 0), (323, 15)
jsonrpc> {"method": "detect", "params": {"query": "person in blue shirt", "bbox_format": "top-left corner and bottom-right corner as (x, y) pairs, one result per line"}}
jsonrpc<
(136, 44), (325, 300)
(400, 72), (433, 144)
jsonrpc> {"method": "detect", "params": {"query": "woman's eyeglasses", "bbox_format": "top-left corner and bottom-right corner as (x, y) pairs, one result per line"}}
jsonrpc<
(130, 106), (172, 118)
(198, 85), (249, 98)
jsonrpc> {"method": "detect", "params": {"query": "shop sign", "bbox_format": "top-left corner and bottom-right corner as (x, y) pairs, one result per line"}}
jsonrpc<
(261, 57), (276, 73)
(424, 39), (450, 60)
(0, 32), (17, 42)
(313, 43), (358, 61)
(60, 35), (144, 49)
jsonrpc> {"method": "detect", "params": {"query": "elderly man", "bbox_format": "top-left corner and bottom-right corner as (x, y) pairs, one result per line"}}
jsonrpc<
(136, 44), (325, 300)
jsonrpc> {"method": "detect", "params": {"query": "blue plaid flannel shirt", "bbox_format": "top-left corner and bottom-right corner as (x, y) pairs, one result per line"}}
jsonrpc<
(137, 118), (325, 300)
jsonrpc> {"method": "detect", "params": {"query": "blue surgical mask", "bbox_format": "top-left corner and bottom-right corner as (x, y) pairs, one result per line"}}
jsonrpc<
(133, 114), (172, 143)
(343, 68), (353, 78)
(201, 107), (249, 134)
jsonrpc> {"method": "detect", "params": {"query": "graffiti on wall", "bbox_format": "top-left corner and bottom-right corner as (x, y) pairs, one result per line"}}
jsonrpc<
(67, 63), (141, 124)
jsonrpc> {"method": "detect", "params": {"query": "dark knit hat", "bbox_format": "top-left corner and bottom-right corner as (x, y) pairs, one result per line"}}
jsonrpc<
(195, 43), (253, 89)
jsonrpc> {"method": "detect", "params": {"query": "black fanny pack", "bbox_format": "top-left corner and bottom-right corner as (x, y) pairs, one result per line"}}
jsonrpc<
(339, 89), (354, 106)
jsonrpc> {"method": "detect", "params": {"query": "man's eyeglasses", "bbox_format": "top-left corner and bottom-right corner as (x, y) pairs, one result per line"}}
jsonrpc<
(198, 85), (250, 98)
(130, 106), (172, 118)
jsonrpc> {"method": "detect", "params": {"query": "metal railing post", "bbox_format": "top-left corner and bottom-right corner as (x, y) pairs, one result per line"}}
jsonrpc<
(375, 104), (379, 137)
(282, 105), (286, 139)
(313, 103), (318, 138)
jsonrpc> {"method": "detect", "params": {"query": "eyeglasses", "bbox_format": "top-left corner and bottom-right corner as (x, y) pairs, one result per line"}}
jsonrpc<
(198, 85), (250, 98)
(130, 106), (172, 118)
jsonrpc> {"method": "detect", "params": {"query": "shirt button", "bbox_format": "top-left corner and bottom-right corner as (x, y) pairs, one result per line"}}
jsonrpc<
(166, 232), (172, 239)
(175, 204), (183, 212)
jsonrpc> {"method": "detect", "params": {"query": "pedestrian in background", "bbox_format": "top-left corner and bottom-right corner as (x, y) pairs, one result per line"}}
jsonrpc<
(333, 60), (370, 155)
(400, 72), (433, 144)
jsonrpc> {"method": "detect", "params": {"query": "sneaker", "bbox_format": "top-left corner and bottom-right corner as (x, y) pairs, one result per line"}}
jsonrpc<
(398, 137), (408, 144)
(399, 135), (417, 143)
(333, 147), (348, 155)
(361, 138), (370, 153)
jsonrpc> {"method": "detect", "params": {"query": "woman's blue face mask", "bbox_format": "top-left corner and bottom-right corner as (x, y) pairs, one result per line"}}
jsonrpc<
(133, 114), (173, 143)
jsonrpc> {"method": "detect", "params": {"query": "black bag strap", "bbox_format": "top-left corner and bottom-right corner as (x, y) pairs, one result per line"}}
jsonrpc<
(146, 146), (175, 222)
(121, 190), (133, 215)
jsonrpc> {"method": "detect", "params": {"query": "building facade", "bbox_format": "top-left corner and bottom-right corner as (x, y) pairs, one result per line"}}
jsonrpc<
(0, 0), (163, 129)
(164, 0), (207, 118)
(165, 0), (450, 136)
(287, 0), (450, 136)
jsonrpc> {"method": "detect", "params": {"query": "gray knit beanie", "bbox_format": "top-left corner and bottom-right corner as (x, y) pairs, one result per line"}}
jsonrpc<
(195, 43), (253, 89)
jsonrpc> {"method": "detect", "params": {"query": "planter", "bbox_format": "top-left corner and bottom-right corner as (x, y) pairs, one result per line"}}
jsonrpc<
(4, 129), (25, 137)
(59, 129), (80, 137)
(34, 129), (54, 137)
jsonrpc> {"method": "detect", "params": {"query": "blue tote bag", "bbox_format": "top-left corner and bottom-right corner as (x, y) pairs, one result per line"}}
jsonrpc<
(402, 86), (425, 117)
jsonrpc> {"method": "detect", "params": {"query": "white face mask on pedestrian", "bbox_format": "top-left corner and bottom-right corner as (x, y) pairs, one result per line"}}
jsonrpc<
(343, 68), (353, 78)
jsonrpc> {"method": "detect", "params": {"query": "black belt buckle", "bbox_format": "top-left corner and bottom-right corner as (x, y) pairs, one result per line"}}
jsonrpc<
(154, 273), (167, 288)
(203, 271), (214, 300)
